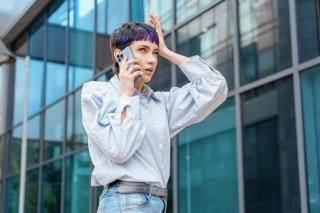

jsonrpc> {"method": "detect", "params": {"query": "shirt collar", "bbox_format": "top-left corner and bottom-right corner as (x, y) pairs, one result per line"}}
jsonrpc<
(110, 75), (161, 101)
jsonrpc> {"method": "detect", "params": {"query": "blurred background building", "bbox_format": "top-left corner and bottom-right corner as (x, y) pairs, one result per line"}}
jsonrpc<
(0, 0), (319, 212)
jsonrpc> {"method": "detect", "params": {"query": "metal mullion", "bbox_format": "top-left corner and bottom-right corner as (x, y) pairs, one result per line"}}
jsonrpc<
(171, 1), (179, 212)
(232, 0), (245, 213)
(37, 8), (49, 213)
(298, 56), (320, 72)
(289, 0), (308, 213)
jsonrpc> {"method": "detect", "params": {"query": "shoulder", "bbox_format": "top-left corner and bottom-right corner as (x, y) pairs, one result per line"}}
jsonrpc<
(81, 81), (113, 97)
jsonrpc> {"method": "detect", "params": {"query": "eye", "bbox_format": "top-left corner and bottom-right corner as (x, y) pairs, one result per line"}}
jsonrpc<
(138, 48), (146, 52)
(153, 51), (159, 56)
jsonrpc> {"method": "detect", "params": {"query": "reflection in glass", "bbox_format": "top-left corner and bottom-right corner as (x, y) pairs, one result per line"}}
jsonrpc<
(27, 115), (40, 167)
(41, 161), (61, 212)
(25, 169), (38, 212)
(301, 66), (320, 213)
(9, 125), (22, 174)
(239, 0), (292, 85)
(148, 36), (172, 91)
(0, 65), (9, 134)
(143, 0), (172, 31)
(4, 176), (19, 213)
(29, 15), (45, 60)
(13, 58), (25, 125)
(46, 0), (67, 105)
(28, 59), (43, 116)
(45, 62), (66, 105)
(241, 77), (300, 213)
(177, 3), (234, 89)
(64, 150), (91, 212)
(69, 0), (94, 90)
(44, 100), (65, 160)
(176, 0), (213, 23)
(179, 98), (238, 212)
(67, 89), (87, 152)
(296, 0), (320, 62)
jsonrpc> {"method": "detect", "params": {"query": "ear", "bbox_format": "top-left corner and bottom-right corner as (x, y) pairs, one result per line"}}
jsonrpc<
(114, 49), (121, 61)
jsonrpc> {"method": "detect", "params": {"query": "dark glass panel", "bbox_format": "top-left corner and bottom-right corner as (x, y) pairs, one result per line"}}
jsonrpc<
(0, 135), (3, 178)
(45, 62), (66, 105)
(300, 66), (320, 213)
(41, 161), (61, 212)
(64, 150), (90, 212)
(96, 70), (114, 82)
(296, 0), (320, 62)
(179, 98), (238, 213)
(29, 15), (45, 60)
(241, 77), (300, 213)
(239, 0), (292, 84)
(177, 3), (234, 89)
(25, 169), (38, 212)
(44, 100), (65, 160)
(5, 176), (19, 213)
(27, 115), (40, 167)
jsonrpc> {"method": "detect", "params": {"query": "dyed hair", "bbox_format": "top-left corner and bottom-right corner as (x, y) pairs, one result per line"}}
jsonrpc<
(110, 22), (159, 74)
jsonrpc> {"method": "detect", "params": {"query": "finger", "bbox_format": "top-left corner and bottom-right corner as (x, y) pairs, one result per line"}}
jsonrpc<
(132, 71), (143, 78)
(128, 64), (142, 73)
(126, 58), (141, 66)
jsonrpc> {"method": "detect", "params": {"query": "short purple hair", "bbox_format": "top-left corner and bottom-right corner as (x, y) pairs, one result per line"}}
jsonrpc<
(110, 22), (159, 74)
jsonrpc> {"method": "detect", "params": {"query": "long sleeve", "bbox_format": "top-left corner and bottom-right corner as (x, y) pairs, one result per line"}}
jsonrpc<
(81, 82), (146, 164)
(160, 55), (228, 138)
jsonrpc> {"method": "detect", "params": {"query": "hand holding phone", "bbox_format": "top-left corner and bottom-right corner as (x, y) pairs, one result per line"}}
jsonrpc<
(116, 47), (141, 83)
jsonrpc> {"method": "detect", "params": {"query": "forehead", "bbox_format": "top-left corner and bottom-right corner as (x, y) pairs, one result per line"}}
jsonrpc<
(130, 40), (158, 50)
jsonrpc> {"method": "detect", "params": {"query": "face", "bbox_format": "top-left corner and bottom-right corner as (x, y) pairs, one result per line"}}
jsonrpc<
(127, 40), (159, 83)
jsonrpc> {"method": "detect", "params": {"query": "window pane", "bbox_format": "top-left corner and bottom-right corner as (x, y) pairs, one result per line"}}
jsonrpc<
(147, 36), (172, 91)
(25, 169), (38, 212)
(9, 125), (22, 174)
(44, 100), (65, 160)
(28, 59), (43, 115)
(27, 115), (40, 167)
(67, 89), (87, 152)
(46, 0), (67, 105)
(41, 161), (61, 212)
(29, 15), (45, 60)
(241, 77), (300, 213)
(301, 66), (320, 213)
(64, 150), (90, 212)
(69, 0), (94, 90)
(5, 176), (19, 213)
(95, 70), (114, 82)
(176, 0), (215, 24)
(179, 98), (238, 212)
(239, 0), (292, 85)
(176, 2), (234, 89)
(296, 0), (320, 62)
(13, 58), (25, 126)
(143, 0), (173, 31)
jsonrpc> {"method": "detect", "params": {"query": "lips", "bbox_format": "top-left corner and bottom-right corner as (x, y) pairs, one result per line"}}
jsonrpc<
(144, 68), (154, 73)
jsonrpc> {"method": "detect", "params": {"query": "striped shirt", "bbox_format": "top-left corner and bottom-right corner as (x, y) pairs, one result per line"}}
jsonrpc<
(81, 55), (228, 188)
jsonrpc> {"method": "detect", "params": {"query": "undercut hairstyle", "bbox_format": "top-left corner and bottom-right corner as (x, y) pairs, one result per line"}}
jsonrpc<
(110, 22), (159, 75)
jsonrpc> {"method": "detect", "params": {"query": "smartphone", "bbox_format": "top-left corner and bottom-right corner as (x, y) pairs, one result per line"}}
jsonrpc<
(116, 46), (141, 83)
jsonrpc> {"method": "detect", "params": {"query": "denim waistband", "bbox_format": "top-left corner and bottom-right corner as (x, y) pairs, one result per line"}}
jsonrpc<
(106, 180), (168, 199)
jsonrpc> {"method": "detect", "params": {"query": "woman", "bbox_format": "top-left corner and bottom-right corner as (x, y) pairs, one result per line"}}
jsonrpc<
(81, 14), (228, 213)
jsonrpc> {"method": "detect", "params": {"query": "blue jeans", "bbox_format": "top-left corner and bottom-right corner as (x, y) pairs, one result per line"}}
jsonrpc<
(97, 187), (167, 213)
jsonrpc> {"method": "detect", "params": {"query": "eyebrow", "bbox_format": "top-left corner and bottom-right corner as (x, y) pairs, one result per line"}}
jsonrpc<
(137, 45), (159, 52)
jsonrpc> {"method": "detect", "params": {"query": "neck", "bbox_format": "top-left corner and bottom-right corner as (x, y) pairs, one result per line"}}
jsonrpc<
(135, 80), (144, 92)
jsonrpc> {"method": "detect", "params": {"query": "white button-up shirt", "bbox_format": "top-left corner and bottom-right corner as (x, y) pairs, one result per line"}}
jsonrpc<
(81, 56), (228, 188)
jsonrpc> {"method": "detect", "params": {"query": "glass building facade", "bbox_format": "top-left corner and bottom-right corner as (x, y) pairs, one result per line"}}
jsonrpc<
(0, 0), (319, 212)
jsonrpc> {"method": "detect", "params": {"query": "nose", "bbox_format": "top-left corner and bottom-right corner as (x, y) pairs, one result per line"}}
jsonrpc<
(146, 52), (157, 64)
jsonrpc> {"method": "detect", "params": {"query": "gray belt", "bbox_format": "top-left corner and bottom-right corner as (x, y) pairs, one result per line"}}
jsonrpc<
(106, 180), (168, 199)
